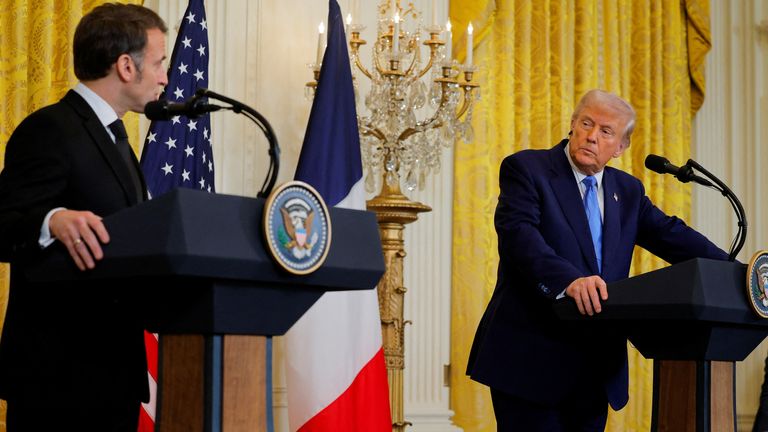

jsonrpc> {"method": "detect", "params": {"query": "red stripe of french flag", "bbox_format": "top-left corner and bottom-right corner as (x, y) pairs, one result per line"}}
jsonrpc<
(138, 331), (158, 431)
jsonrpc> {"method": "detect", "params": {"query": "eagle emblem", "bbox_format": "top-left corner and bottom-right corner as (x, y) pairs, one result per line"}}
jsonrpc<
(747, 251), (768, 318)
(279, 198), (319, 259)
(263, 181), (331, 275)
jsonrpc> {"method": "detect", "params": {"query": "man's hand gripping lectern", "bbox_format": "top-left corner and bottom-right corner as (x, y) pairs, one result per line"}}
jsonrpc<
(555, 258), (768, 432)
(24, 188), (385, 432)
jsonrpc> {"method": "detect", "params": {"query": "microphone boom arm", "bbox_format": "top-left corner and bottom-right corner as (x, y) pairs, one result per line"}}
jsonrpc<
(196, 88), (281, 198)
(686, 159), (748, 261)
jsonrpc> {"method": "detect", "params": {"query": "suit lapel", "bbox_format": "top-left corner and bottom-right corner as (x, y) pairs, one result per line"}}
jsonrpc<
(64, 91), (144, 205)
(601, 169), (621, 274)
(548, 141), (600, 275)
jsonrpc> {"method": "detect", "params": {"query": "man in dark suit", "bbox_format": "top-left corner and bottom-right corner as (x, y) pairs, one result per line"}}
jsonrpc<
(0, 4), (168, 430)
(466, 89), (729, 431)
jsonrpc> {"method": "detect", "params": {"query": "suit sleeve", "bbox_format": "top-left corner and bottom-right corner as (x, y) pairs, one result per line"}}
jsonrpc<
(0, 114), (71, 262)
(635, 189), (729, 263)
(495, 155), (585, 299)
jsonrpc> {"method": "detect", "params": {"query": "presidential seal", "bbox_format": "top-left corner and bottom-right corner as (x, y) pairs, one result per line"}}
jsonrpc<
(263, 181), (331, 275)
(747, 250), (768, 318)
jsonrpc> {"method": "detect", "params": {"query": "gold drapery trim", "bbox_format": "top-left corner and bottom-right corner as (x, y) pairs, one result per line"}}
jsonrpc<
(0, 1), (142, 429)
(449, 1), (711, 431)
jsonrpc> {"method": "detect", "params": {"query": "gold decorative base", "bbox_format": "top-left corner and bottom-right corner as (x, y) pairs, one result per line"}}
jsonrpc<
(367, 182), (430, 432)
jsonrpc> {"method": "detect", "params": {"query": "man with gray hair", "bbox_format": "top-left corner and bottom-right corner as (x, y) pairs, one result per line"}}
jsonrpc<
(467, 89), (728, 431)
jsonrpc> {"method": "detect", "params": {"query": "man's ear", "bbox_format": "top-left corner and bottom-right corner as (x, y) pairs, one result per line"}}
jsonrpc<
(114, 53), (135, 82)
(613, 141), (629, 158)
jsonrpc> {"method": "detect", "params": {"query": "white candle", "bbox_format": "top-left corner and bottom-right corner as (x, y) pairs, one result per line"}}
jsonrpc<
(391, 0), (396, 19)
(466, 22), (474, 67)
(445, 20), (452, 60)
(352, 0), (359, 24)
(346, 13), (352, 37)
(431, 0), (438, 27)
(316, 22), (325, 66)
(393, 13), (400, 53)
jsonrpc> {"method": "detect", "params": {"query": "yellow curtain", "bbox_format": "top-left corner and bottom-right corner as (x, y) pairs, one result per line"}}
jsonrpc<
(449, 1), (711, 430)
(0, 1), (142, 429)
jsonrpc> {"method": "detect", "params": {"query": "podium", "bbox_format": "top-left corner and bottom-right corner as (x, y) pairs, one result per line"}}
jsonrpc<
(554, 258), (768, 432)
(24, 188), (385, 432)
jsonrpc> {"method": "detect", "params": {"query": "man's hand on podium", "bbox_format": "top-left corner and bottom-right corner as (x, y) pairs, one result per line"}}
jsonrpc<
(50, 209), (110, 271)
(565, 275), (608, 316)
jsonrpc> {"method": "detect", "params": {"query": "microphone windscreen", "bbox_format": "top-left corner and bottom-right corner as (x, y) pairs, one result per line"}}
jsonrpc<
(644, 154), (669, 174)
(144, 100), (170, 120)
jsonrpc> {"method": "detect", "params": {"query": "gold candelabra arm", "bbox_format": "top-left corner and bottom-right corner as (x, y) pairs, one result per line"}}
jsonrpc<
(360, 123), (387, 142)
(395, 73), (456, 140)
(350, 32), (373, 79)
(454, 69), (479, 118)
(413, 32), (444, 79)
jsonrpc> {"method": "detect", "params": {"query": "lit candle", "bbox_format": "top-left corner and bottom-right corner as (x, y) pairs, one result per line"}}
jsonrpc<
(431, 0), (438, 27)
(346, 12), (352, 38)
(316, 22), (325, 66)
(393, 13), (400, 53)
(391, 0), (396, 19)
(445, 20), (452, 60)
(466, 22), (474, 67)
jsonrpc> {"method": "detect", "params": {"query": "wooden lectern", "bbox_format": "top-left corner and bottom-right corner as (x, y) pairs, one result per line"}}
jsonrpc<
(25, 188), (385, 432)
(554, 258), (768, 432)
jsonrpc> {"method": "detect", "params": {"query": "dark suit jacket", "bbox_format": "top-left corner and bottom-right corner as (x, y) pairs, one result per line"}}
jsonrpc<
(0, 90), (148, 406)
(467, 140), (728, 410)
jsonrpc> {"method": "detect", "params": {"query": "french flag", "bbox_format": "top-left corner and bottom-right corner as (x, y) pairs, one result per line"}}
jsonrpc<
(284, 0), (391, 430)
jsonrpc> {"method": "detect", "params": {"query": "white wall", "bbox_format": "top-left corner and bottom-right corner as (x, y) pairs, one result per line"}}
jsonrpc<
(691, 1), (768, 430)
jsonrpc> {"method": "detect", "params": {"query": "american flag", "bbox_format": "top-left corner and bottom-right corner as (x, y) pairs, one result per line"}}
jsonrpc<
(138, 0), (212, 430)
(140, 0), (214, 199)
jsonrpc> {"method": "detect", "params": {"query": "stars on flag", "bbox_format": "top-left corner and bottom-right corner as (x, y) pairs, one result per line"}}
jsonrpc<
(161, 163), (173, 176)
(140, 0), (214, 198)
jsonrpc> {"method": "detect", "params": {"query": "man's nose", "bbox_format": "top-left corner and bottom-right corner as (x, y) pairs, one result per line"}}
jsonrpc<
(586, 126), (599, 142)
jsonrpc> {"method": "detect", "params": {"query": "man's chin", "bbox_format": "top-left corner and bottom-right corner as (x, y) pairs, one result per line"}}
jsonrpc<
(574, 157), (598, 174)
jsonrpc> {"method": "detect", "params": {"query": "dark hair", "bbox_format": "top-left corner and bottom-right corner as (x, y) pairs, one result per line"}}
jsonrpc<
(74, 3), (167, 81)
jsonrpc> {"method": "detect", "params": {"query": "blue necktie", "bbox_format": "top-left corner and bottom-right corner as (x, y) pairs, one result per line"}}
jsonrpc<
(582, 176), (602, 273)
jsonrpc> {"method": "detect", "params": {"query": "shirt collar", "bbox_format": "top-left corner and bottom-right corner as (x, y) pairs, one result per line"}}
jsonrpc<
(73, 82), (119, 128)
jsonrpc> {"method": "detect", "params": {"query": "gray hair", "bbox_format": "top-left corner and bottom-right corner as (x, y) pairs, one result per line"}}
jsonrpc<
(572, 89), (636, 147)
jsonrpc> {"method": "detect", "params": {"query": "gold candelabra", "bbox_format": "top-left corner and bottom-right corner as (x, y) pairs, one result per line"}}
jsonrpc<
(307, 1), (479, 430)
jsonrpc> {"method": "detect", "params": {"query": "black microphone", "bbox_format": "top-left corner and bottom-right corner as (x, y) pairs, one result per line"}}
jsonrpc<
(144, 97), (223, 120)
(644, 154), (713, 187)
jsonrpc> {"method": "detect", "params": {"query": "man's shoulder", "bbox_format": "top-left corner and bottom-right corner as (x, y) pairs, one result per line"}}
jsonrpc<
(16, 92), (83, 131)
(501, 141), (566, 176)
(605, 165), (645, 194)
(505, 141), (565, 163)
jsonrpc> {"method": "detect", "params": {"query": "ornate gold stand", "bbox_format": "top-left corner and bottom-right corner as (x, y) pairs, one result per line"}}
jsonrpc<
(367, 180), (430, 432)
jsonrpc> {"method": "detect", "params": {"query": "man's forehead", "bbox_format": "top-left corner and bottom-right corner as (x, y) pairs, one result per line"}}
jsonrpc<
(577, 105), (627, 127)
